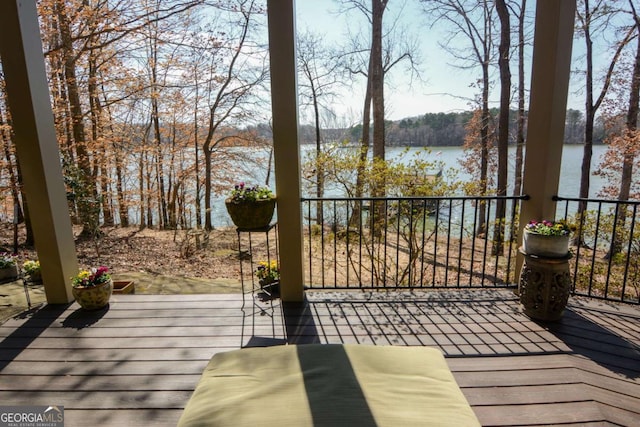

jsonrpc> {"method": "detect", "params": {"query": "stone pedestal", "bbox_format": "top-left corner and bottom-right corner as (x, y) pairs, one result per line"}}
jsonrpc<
(519, 249), (571, 321)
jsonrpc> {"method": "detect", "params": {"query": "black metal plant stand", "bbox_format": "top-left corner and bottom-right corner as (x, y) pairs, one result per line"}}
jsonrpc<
(235, 223), (280, 310)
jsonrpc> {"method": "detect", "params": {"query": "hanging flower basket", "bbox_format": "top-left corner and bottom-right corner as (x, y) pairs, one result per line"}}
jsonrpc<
(225, 198), (276, 229)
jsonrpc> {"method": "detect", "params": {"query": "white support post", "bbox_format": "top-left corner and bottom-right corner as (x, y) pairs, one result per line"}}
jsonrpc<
(517, 0), (577, 279)
(0, 0), (79, 303)
(266, 0), (304, 302)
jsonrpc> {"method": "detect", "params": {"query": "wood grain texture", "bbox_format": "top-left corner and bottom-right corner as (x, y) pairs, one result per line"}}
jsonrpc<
(0, 290), (637, 427)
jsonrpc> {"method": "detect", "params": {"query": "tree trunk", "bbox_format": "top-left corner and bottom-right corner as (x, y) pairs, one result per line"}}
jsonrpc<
(492, 0), (511, 256)
(145, 150), (154, 228)
(0, 106), (23, 225)
(311, 78), (324, 225)
(350, 54), (373, 229)
(115, 149), (129, 227)
(511, 0), (527, 241)
(194, 85), (202, 229)
(56, 0), (98, 236)
(371, 0), (387, 163)
(204, 146), (213, 231)
(370, 0), (388, 238)
(476, 63), (491, 237)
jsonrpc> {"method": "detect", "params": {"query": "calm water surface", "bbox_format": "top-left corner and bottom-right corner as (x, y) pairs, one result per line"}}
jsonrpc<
(211, 144), (608, 228)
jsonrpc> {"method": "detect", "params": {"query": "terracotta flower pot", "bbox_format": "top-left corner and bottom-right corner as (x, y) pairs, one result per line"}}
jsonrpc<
(72, 278), (113, 310)
(522, 230), (570, 258)
(225, 198), (276, 230)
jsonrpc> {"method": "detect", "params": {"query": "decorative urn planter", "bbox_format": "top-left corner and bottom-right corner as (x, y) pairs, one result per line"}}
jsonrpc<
(522, 230), (570, 258)
(72, 278), (113, 310)
(519, 250), (572, 321)
(225, 198), (276, 230)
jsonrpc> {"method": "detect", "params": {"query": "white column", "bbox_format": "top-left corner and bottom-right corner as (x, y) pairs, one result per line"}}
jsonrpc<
(0, 0), (79, 303)
(266, 0), (304, 301)
(518, 0), (576, 277)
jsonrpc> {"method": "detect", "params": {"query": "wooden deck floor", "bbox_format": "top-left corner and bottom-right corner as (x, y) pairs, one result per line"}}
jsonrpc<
(0, 289), (638, 426)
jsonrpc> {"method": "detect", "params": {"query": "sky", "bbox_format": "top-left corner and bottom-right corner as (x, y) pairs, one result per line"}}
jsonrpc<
(294, 1), (586, 123)
(295, 1), (474, 121)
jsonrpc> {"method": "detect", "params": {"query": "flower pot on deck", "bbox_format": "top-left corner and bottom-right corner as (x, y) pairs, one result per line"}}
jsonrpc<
(522, 230), (570, 258)
(72, 278), (113, 310)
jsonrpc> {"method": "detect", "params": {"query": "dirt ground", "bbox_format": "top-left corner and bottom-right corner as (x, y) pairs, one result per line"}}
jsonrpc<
(0, 224), (250, 281)
(0, 224), (254, 324)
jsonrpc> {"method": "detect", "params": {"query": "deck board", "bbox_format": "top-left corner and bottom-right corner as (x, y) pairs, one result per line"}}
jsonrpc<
(0, 289), (638, 426)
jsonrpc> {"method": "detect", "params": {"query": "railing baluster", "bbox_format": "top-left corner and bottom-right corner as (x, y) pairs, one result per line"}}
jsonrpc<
(419, 199), (427, 288)
(432, 200), (440, 288)
(395, 200), (401, 287)
(445, 198), (453, 286)
(336, 200), (340, 288)
(590, 202), (602, 298)
(471, 198), (480, 287)
(457, 200), (465, 286)
(481, 198), (491, 287)
(622, 204), (637, 303)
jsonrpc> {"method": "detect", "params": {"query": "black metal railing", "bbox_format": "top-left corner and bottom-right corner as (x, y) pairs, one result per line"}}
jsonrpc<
(299, 194), (640, 305)
(554, 195), (640, 304)
(302, 195), (527, 291)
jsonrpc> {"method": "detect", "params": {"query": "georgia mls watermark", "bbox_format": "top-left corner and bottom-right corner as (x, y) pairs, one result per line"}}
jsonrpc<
(0, 406), (64, 427)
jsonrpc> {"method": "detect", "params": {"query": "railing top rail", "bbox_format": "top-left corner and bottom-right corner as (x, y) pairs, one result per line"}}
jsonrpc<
(554, 195), (640, 205)
(301, 194), (530, 202)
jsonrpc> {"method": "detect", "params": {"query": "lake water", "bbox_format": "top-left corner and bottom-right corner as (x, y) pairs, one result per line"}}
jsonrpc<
(385, 144), (607, 199)
(212, 144), (609, 227)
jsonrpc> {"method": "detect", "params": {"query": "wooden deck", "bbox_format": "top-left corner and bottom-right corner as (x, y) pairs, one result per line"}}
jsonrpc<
(0, 289), (638, 426)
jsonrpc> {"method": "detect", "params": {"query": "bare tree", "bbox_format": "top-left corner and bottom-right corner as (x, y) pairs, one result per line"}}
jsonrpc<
(574, 0), (634, 238)
(595, 0), (640, 257)
(199, 0), (268, 231)
(422, 0), (497, 236)
(337, 0), (421, 231)
(297, 30), (343, 224)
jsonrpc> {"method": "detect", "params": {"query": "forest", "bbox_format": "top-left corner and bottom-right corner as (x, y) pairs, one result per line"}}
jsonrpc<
(0, 0), (638, 245)
(301, 108), (604, 147)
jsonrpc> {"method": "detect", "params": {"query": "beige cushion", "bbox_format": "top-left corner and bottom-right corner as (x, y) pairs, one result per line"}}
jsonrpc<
(178, 344), (480, 427)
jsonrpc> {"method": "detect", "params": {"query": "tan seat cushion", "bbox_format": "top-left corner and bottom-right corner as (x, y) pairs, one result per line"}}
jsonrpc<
(178, 344), (480, 427)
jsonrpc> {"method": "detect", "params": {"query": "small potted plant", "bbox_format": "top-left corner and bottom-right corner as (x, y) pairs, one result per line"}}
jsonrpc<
(22, 259), (42, 283)
(71, 266), (113, 310)
(0, 253), (18, 282)
(225, 182), (276, 229)
(255, 260), (279, 296)
(522, 219), (574, 258)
